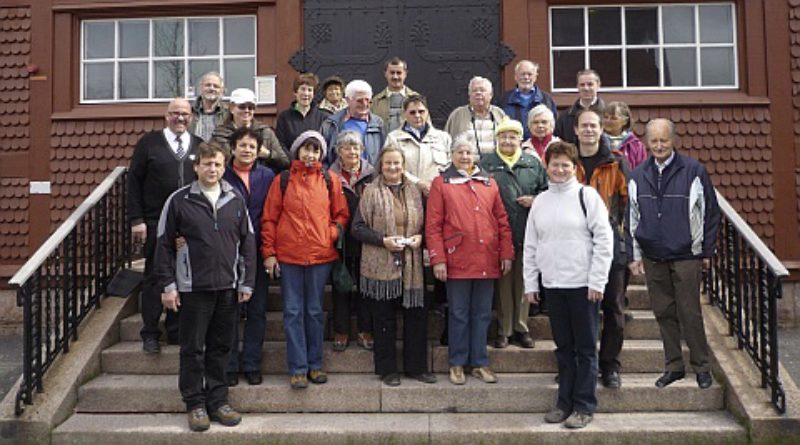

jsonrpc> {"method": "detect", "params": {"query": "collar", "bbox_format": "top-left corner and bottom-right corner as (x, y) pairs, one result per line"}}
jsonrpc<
(655, 151), (676, 171)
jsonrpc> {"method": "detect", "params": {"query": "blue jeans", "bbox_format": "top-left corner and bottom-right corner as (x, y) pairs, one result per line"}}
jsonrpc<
(280, 262), (333, 376)
(547, 286), (600, 414)
(228, 256), (269, 373)
(446, 279), (494, 367)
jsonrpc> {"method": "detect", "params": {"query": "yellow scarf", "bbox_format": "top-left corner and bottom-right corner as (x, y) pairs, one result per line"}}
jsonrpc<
(496, 147), (521, 169)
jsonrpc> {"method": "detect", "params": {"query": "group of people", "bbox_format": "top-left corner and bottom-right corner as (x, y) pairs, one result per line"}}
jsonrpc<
(127, 58), (720, 433)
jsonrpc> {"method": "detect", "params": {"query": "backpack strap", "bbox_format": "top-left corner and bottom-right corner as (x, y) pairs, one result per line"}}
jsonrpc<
(578, 186), (587, 218)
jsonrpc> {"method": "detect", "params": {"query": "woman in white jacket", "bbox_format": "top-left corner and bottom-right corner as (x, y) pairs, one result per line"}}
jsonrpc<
(523, 141), (613, 430)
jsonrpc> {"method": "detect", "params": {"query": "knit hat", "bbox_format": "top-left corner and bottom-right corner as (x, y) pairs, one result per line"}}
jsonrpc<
(495, 118), (524, 137)
(289, 130), (328, 160)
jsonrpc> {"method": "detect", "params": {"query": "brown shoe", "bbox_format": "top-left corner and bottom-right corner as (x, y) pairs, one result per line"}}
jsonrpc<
(357, 332), (374, 350)
(187, 407), (210, 432)
(209, 404), (241, 427)
(308, 369), (328, 384)
(449, 366), (466, 385)
(290, 373), (308, 389)
(333, 334), (349, 352)
(471, 367), (498, 383)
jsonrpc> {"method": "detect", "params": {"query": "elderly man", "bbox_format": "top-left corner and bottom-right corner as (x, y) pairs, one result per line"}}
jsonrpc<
(626, 118), (720, 390)
(497, 60), (557, 140)
(444, 76), (507, 158)
(321, 79), (385, 166)
(371, 57), (420, 133)
(555, 69), (605, 145)
(154, 142), (255, 432)
(128, 98), (203, 354)
(190, 72), (229, 142)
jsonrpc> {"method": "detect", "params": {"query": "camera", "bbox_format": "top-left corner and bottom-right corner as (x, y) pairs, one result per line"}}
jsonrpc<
(396, 237), (412, 247)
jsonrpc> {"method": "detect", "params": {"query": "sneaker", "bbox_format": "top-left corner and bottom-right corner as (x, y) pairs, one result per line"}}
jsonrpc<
(209, 404), (241, 427)
(405, 372), (437, 384)
(357, 332), (374, 350)
(308, 369), (328, 384)
(471, 367), (498, 383)
(290, 374), (308, 389)
(543, 408), (570, 424)
(449, 366), (466, 385)
(564, 411), (593, 429)
(187, 407), (210, 432)
(142, 337), (160, 354)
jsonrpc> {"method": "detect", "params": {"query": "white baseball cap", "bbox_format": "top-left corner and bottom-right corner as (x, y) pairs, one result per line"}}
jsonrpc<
(229, 88), (256, 105)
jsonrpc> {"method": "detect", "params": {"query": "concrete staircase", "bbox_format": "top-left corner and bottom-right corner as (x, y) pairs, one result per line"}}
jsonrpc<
(51, 280), (749, 444)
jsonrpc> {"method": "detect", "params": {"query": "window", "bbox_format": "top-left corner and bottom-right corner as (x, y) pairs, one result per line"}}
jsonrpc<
(81, 16), (256, 103)
(550, 3), (737, 91)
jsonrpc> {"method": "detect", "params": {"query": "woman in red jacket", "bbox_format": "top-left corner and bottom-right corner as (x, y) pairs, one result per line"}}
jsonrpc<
(261, 130), (349, 389)
(426, 132), (514, 385)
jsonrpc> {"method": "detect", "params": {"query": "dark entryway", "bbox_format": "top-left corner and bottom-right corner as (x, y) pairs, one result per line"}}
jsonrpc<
(290, 0), (515, 127)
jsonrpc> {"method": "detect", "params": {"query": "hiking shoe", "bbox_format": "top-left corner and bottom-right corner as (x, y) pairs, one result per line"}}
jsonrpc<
(405, 372), (437, 384)
(187, 407), (210, 432)
(308, 369), (328, 384)
(209, 404), (241, 427)
(333, 334), (349, 352)
(357, 332), (374, 350)
(564, 411), (593, 429)
(382, 373), (401, 387)
(601, 370), (621, 389)
(142, 337), (160, 354)
(449, 366), (465, 385)
(471, 367), (498, 383)
(290, 373), (308, 389)
(544, 408), (571, 424)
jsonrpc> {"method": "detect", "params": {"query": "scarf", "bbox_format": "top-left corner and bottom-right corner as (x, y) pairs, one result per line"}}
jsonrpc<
(530, 134), (553, 160)
(358, 176), (425, 308)
(496, 147), (521, 170)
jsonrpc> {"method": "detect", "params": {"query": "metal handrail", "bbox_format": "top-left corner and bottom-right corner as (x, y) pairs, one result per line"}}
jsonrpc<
(10, 166), (131, 415)
(705, 190), (788, 413)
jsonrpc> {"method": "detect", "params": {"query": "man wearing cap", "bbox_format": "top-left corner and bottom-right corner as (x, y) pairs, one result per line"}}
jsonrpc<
(190, 71), (229, 142)
(479, 118), (548, 349)
(496, 60), (557, 141)
(371, 57), (420, 133)
(128, 98), (203, 354)
(321, 79), (385, 166)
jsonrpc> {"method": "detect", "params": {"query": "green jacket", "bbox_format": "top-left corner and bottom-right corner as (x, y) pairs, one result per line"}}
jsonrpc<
(479, 151), (548, 253)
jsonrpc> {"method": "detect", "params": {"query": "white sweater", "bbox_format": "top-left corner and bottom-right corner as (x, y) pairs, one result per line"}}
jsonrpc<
(523, 177), (613, 294)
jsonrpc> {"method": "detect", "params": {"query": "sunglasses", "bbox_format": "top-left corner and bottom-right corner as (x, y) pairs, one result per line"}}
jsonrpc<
(236, 104), (256, 111)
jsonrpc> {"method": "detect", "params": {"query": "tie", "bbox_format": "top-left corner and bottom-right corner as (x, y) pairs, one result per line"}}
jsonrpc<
(176, 137), (185, 159)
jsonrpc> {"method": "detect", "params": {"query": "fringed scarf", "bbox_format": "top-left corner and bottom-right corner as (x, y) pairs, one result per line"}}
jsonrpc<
(358, 175), (425, 308)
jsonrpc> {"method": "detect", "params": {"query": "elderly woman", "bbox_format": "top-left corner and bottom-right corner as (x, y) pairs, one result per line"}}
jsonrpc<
(275, 73), (328, 152)
(443, 76), (507, 158)
(211, 88), (289, 171)
(385, 94), (451, 196)
(426, 132), (514, 385)
(327, 130), (376, 351)
(523, 141), (613, 429)
(222, 127), (275, 387)
(479, 119), (547, 350)
(319, 75), (347, 114)
(603, 101), (646, 169)
(261, 130), (349, 389)
(351, 145), (435, 386)
(522, 104), (561, 162)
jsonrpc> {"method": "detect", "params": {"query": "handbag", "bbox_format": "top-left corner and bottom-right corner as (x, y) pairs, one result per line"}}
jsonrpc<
(331, 223), (354, 293)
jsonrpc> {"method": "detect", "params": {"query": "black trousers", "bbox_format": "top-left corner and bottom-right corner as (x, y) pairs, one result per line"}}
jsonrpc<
(368, 297), (429, 376)
(599, 265), (627, 373)
(178, 289), (237, 412)
(332, 255), (371, 335)
(140, 222), (179, 342)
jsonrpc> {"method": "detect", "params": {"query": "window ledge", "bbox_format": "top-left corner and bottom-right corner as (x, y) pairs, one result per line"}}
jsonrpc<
(53, 103), (278, 120)
(553, 91), (770, 108)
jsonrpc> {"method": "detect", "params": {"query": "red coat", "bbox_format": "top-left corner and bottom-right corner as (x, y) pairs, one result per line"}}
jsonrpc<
(426, 166), (514, 279)
(261, 160), (350, 265)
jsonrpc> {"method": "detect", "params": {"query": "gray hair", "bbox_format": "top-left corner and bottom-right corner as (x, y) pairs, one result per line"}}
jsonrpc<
(527, 104), (555, 129)
(514, 60), (539, 73)
(335, 130), (364, 152)
(645, 118), (676, 141)
(199, 71), (223, 87)
(344, 79), (373, 99)
(468, 76), (493, 95)
(451, 131), (479, 155)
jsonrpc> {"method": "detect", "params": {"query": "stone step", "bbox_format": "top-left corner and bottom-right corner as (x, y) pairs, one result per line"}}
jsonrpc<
(52, 411), (746, 445)
(119, 309), (660, 342)
(76, 373), (723, 414)
(101, 339), (680, 375)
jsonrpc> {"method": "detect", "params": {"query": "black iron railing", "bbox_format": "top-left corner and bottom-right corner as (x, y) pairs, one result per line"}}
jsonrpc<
(9, 166), (131, 416)
(704, 191), (788, 414)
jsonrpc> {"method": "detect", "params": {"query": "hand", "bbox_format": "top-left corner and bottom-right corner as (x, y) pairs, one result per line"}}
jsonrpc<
(500, 259), (513, 275)
(264, 256), (279, 277)
(525, 291), (540, 304)
(417, 180), (432, 196)
(175, 236), (186, 250)
(161, 290), (180, 312)
(259, 144), (270, 159)
(516, 195), (534, 208)
(433, 263), (447, 281)
(383, 236), (404, 252)
(132, 223), (147, 244)
(409, 234), (423, 250)
(587, 289), (604, 302)
(238, 292), (252, 303)
(628, 260), (645, 276)
(703, 258), (711, 269)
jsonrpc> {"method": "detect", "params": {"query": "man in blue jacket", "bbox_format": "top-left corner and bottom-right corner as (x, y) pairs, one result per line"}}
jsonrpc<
(154, 142), (256, 432)
(626, 118), (720, 390)
(496, 60), (557, 140)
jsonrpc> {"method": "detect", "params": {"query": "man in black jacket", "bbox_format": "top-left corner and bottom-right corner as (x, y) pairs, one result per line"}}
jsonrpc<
(127, 98), (203, 353)
(554, 69), (605, 145)
(154, 142), (256, 432)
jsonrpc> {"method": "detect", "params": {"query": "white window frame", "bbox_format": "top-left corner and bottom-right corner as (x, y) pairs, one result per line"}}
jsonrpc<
(80, 15), (257, 103)
(549, 3), (738, 92)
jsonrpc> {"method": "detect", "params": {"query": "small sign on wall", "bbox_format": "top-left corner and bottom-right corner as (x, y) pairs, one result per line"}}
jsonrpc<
(255, 75), (277, 105)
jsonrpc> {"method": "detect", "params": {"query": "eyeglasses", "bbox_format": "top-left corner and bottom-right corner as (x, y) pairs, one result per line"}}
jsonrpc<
(236, 104), (255, 111)
(168, 111), (191, 118)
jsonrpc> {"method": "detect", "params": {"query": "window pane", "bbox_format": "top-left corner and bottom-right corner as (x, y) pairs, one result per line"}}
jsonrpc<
(224, 17), (255, 55)
(663, 5), (695, 44)
(551, 9), (584, 47)
(119, 21), (149, 58)
(189, 19), (219, 56)
(84, 63), (114, 100)
(701, 47), (734, 86)
(699, 5), (733, 44)
(553, 50), (584, 88)
(664, 48), (697, 87)
(590, 50), (621, 87)
(84, 22), (114, 59)
(155, 60), (184, 98)
(589, 7), (620, 45)
(224, 58), (255, 92)
(626, 48), (659, 87)
(119, 62), (149, 99)
(154, 20), (184, 57)
(189, 60), (220, 94)
(625, 7), (658, 45)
